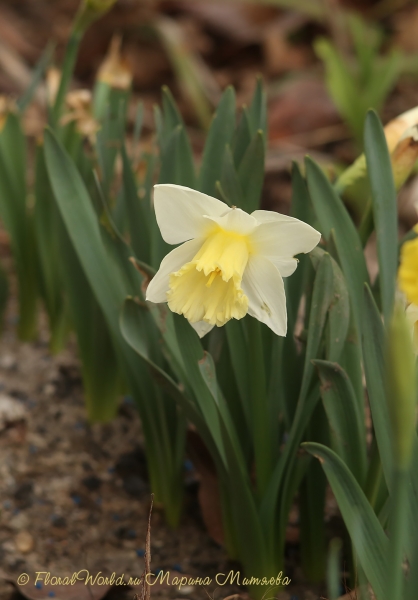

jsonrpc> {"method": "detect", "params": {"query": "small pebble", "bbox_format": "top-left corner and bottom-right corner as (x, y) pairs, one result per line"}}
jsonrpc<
(9, 512), (29, 531)
(15, 531), (34, 553)
(43, 383), (56, 396)
(0, 355), (16, 370)
(0, 394), (26, 430)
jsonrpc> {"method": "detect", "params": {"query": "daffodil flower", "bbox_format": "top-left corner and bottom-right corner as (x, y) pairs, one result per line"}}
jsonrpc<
(146, 184), (321, 337)
(406, 303), (418, 355)
(399, 227), (418, 305)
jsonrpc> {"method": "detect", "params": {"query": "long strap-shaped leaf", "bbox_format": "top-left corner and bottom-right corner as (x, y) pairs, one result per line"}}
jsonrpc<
(313, 360), (367, 486)
(260, 252), (334, 557)
(305, 156), (370, 335)
(199, 86), (236, 197)
(364, 110), (397, 325)
(303, 442), (389, 600)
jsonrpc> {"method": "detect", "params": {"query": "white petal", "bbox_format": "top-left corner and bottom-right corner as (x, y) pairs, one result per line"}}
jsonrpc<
(204, 207), (258, 236)
(242, 256), (287, 336)
(269, 257), (298, 277)
(252, 209), (301, 224)
(146, 238), (203, 303)
(251, 218), (320, 260)
(190, 320), (215, 338)
(154, 184), (228, 244)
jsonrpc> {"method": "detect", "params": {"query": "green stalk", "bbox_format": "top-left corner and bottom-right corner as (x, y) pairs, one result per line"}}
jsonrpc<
(387, 467), (408, 600)
(327, 538), (342, 600)
(247, 317), (271, 497)
(51, 30), (83, 127)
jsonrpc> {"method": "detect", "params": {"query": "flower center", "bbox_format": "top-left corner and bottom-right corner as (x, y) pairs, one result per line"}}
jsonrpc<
(167, 228), (251, 326)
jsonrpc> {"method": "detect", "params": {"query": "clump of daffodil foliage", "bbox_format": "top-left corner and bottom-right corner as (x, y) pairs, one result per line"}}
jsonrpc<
(1, 2), (418, 599)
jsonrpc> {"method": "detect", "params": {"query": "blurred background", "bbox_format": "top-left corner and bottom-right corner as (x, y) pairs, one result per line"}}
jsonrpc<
(2, 0), (418, 223)
(1, 2), (418, 599)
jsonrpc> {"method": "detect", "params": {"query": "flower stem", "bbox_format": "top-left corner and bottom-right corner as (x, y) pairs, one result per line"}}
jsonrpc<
(51, 30), (82, 127)
(247, 317), (271, 497)
(387, 466), (408, 600)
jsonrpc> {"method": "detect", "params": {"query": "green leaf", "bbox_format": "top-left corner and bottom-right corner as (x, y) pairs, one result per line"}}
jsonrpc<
(131, 101), (144, 165)
(161, 86), (184, 142)
(62, 232), (122, 422)
(120, 298), (203, 427)
(44, 127), (127, 327)
(315, 37), (362, 142)
(199, 86), (236, 197)
(247, 77), (267, 143)
(159, 125), (196, 188)
(313, 360), (367, 486)
(121, 144), (151, 262)
(232, 108), (252, 167)
(364, 110), (397, 324)
(44, 126), (186, 524)
(299, 405), (328, 582)
(305, 156), (370, 335)
(34, 145), (69, 352)
(261, 253), (335, 555)
(0, 114), (38, 339)
(17, 43), (54, 113)
(224, 319), (250, 426)
(303, 442), (389, 600)
(173, 315), (225, 461)
(326, 250), (350, 363)
(218, 145), (242, 206)
(238, 130), (265, 212)
(362, 285), (393, 485)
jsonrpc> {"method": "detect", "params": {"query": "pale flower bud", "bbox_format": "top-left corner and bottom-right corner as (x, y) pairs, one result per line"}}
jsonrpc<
(0, 96), (16, 133)
(386, 302), (417, 469)
(97, 36), (132, 91)
(74, 0), (117, 34)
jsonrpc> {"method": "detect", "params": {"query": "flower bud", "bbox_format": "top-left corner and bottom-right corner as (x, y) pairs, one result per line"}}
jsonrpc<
(0, 96), (15, 133)
(337, 106), (418, 223)
(406, 303), (418, 355)
(391, 125), (418, 190)
(97, 36), (131, 90)
(386, 302), (417, 469)
(61, 89), (99, 141)
(93, 35), (132, 120)
(74, 0), (117, 34)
